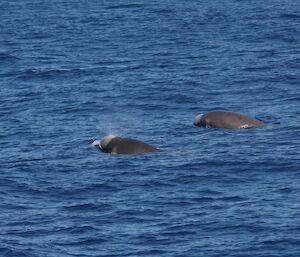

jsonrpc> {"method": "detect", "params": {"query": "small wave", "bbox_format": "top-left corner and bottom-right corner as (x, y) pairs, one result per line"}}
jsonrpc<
(261, 238), (300, 247)
(0, 52), (19, 61)
(218, 196), (246, 202)
(242, 66), (273, 72)
(151, 8), (174, 15)
(14, 65), (107, 81)
(64, 203), (99, 211)
(56, 237), (108, 246)
(14, 158), (43, 163)
(279, 13), (300, 19)
(14, 68), (78, 81)
(106, 3), (146, 10)
(18, 31), (53, 40)
(55, 225), (97, 234)
(0, 247), (33, 257)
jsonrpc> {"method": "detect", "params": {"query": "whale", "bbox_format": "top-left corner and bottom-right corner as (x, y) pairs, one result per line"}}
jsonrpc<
(193, 110), (271, 129)
(92, 136), (161, 154)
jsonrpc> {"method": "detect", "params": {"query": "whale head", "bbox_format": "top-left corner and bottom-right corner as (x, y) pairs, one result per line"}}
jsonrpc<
(92, 135), (116, 152)
(99, 135), (116, 152)
(193, 114), (204, 126)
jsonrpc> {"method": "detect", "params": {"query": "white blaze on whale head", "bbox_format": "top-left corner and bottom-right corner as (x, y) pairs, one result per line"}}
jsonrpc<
(92, 140), (101, 147)
(193, 114), (204, 126)
(100, 135), (116, 149)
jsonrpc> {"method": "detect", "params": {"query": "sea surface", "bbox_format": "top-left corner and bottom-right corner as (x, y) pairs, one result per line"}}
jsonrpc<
(1, 0), (300, 256)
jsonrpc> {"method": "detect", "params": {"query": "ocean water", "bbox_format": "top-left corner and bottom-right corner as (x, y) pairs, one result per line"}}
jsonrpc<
(1, 0), (300, 256)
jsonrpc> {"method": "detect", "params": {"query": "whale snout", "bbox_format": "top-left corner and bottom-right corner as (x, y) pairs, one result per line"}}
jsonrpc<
(194, 114), (203, 126)
(90, 139), (97, 144)
(92, 139), (101, 147)
(92, 139), (105, 152)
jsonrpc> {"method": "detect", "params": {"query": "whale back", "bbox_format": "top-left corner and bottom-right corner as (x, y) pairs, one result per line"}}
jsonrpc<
(100, 136), (160, 154)
(195, 111), (266, 129)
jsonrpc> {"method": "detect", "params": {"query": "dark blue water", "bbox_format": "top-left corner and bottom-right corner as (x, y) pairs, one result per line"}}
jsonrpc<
(1, 0), (300, 256)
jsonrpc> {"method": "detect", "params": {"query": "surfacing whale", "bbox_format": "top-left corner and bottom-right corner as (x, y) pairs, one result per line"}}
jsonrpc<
(92, 135), (161, 154)
(193, 110), (276, 129)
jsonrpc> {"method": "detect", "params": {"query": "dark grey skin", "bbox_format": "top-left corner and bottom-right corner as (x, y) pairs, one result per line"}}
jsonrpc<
(92, 136), (161, 154)
(193, 111), (268, 129)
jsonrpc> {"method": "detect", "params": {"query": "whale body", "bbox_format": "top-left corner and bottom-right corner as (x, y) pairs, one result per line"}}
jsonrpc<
(194, 111), (268, 129)
(93, 136), (161, 154)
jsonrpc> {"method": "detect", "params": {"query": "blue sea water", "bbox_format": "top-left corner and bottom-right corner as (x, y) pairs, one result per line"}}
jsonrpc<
(1, 0), (300, 256)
